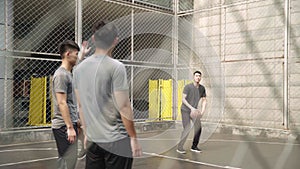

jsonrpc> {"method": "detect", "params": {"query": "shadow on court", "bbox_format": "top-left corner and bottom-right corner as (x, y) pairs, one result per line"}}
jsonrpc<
(0, 132), (299, 169)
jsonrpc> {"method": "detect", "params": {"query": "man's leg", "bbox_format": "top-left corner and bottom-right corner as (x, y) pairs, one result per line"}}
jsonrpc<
(64, 138), (78, 169)
(106, 153), (133, 169)
(52, 126), (78, 169)
(191, 117), (202, 150)
(77, 127), (86, 159)
(177, 111), (191, 151)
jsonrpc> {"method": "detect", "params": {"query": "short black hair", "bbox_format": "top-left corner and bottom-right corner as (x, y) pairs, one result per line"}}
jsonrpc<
(92, 20), (108, 34)
(58, 40), (80, 58)
(94, 22), (118, 50)
(193, 71), (202, 76)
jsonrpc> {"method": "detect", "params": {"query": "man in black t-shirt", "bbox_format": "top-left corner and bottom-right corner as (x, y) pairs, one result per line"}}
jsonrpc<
(177, 71), (207, 154)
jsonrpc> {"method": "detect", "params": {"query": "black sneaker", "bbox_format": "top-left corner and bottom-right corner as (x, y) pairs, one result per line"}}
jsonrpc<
(190, 147), (202, 153)
(176, 148), (186, 154)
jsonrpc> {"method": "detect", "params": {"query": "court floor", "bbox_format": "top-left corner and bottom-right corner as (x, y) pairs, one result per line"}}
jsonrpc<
(0, 129), (299, 169)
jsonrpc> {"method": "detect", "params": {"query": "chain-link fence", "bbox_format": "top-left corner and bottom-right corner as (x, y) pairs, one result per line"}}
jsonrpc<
(0, 0), (299, 133)
(178, 0), (299, 131)
(2, 57), (60, 129)
(290, 0), (300, 130)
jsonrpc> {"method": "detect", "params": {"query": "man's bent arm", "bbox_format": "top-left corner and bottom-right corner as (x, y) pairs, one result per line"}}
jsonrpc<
(182, 93), (196, 111)
(114, 90), (142, 157)
(200, 97), (207, 115)
(56, 92), (76, 143)
(114, 91), (136, 137)
(75, 89), (87, 149)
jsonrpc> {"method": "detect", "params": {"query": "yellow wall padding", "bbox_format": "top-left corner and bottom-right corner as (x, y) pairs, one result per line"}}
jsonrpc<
(176, 80), (185, 120)
(149, 80), (159, 120)
(149, 79), (193, 121)
(160, 79), (172, 120)
(148, 79), (172, 121)
(28, 77), (47, 126)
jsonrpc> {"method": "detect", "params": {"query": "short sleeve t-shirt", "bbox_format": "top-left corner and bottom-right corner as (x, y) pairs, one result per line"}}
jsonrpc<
(52, 67), (78, 129)
(181, 83), (206, 112)
(73, 55), (129, 143)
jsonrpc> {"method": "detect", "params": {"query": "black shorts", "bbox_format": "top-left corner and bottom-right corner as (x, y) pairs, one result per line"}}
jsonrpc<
(85, 137), (133, 169)
(52, 124), (78, 169)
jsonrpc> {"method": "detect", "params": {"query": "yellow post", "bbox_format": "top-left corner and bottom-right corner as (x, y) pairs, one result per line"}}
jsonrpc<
(43, 77), (47, 124)
(50, 76), (54, 121)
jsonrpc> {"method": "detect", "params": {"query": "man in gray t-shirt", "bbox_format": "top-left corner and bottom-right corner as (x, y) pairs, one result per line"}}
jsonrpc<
(52, 40), (80, 169)
(74, 55), (129, 142)
(52, 67), (78, 128)
(177, 71), (207, 154)
(73, 22), (142, 169)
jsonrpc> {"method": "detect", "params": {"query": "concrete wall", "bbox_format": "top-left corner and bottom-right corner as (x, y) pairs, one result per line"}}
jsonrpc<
(192, 0), (298, 129)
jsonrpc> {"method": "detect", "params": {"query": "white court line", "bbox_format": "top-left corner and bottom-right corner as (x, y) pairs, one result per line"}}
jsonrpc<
(208, 139), (300, 146)
(0, 138), (297, 168)
(0, 157), (57, 167)
(0, 140), (55, 148)
(143, 152), (242, 169)
(0, 148), (57, 153)
(140, 138), (300, 146)
(0, 149), (241, 168)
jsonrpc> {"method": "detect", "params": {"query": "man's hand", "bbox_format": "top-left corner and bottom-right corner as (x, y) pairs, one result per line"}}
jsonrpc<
(130, 137), (142, 157)
(190, 108), (201, 119)
(67, 127), (77, 144)
(190, 108), (199, 119)
(79, 41), (91, 61)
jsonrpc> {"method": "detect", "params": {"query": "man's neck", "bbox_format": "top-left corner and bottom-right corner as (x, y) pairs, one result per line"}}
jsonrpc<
(61, 61), (73, 72)
(94, 48), (110, 57)
(193, 82), (200, 87)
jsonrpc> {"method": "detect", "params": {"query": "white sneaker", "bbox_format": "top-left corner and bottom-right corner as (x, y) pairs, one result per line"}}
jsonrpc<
(78, 150), (86, 160)
(176, 148), (186, 154)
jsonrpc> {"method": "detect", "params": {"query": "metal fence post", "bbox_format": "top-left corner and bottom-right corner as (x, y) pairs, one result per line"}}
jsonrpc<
(172, 0), (179, 120)
(75, 0), (82, 45)
(283, 0), (290, 130)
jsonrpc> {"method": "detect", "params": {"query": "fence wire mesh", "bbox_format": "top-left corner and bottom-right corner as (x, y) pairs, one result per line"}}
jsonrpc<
(7, 0), (76, 54)
(290, 0), (300, 129)
(2, 56), (60, 128)
(0, 0), (299, 133)
(0, 0), (300, 168)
